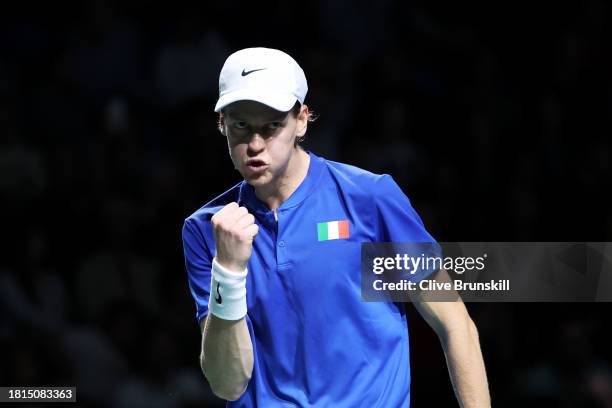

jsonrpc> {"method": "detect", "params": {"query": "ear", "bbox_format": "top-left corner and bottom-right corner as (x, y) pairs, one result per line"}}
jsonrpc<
(296, 104), (309, 137)
(218, 113), (226, 136)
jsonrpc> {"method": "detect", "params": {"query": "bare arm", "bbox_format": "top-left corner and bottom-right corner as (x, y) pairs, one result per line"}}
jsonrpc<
(200, 202), (259, 401)
(200, 314), (254, 401)
(411, 269), (491, 407)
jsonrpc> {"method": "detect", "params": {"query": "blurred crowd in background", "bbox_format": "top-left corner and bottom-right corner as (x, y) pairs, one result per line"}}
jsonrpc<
(1, 0), (611, 407)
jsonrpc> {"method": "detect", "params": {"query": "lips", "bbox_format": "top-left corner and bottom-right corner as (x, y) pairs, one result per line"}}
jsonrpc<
(245, 159), (268, 172)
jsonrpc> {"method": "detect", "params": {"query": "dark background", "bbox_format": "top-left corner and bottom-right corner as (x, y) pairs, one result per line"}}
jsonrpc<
(1, 0), (611, 406)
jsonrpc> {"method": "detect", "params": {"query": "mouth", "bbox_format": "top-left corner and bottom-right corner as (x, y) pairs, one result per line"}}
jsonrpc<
(245, 159), (269, 173)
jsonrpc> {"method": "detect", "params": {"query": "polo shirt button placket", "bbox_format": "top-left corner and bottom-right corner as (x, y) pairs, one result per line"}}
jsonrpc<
(275, 211), (290, 269)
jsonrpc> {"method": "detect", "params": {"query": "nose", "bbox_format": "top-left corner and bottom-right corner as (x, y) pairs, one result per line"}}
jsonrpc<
(247, 132), (265, 155)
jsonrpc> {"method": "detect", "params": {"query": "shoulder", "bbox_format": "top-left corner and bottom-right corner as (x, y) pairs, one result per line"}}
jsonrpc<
(183, 181), (243, 235)
(320, 156), (399, 198)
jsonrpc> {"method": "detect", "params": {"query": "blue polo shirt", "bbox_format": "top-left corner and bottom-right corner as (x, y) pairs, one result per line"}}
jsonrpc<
(182, 151), (436, 407)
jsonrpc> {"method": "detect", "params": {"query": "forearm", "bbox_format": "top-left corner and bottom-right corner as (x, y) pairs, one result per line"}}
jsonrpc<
(201, 315), (254, 401)
(440, 318), (490, 408)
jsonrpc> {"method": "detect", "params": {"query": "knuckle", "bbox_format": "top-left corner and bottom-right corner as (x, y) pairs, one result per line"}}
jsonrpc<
(216, 221), (230, 232)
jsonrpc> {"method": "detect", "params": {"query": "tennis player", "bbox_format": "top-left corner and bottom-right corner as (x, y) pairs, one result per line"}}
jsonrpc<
(182, 47), (490, 407)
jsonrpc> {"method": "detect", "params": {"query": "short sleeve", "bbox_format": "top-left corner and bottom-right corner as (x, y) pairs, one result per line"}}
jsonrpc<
(374, 174), (435, 243)
(374, 174), (439, 281)
(182, 218), (213, 323)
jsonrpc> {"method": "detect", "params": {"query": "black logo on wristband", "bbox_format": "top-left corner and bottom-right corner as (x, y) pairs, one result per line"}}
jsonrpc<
(215, 282), (222, 304)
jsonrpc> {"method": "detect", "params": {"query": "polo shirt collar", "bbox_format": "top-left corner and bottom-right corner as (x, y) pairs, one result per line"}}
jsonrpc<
(238, 150), (324, 214)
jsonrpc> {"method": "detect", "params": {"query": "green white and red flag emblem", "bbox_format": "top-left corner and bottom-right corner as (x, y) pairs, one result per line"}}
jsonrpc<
(317, 220), (350, 241)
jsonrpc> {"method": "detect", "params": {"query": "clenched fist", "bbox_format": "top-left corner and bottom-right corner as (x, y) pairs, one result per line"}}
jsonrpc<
(211, 202), (259, 272)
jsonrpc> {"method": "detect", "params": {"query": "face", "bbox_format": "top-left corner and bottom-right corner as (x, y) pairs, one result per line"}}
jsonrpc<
(220, 101), (308, 187)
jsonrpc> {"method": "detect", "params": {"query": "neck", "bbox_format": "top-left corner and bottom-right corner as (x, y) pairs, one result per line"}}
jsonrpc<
(254, 148), (310, 211)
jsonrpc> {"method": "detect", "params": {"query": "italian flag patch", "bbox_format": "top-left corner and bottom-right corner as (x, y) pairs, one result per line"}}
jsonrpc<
(317, 220), (350, 241)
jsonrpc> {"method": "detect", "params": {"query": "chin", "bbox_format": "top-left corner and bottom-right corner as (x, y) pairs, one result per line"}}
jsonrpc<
(244, 171), (272, 186)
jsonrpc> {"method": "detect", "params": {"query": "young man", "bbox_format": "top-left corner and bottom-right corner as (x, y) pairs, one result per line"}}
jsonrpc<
(182, 47), (490, 407)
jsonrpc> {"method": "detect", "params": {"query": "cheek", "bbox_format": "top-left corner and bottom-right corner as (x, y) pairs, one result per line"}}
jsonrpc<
(266, 137), (291, 163)
(228, 143), (246, 163)
(271, 128), (296, 153)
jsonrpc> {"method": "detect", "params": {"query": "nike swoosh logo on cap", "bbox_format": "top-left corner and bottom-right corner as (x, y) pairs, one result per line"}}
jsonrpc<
(242, 68), (266, 76)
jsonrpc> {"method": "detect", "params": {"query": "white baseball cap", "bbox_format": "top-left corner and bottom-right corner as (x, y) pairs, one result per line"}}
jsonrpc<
(214, 47), (308, 113)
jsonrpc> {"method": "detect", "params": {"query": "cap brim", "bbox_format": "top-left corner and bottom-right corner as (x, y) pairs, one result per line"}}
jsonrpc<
(214, 89), (297, 113)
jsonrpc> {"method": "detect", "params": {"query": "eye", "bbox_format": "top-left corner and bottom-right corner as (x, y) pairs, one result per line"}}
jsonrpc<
(233, 121), (248, 129)
(267, 122), (282, 130)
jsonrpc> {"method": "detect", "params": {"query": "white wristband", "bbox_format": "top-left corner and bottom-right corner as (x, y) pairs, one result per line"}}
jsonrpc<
(208, 258), (248, 320)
